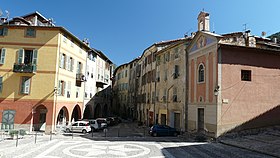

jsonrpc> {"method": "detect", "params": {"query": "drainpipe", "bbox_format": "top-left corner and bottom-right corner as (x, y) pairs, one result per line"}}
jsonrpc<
(184, 43), (189, 132)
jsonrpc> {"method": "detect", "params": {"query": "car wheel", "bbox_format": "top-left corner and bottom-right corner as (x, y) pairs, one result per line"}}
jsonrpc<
(66, 128), (70, 133)
(153, 132), (157, 137)
(82, 129), (87, 134)
(173, 132), (178, 137)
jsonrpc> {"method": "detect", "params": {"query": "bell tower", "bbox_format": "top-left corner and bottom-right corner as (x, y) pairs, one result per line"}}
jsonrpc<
(197, 11), (210, 32)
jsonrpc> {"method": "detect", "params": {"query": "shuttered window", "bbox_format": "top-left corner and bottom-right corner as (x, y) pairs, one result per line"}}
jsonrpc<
(21, 77), (31, 94)
(0, 48), (6, 64)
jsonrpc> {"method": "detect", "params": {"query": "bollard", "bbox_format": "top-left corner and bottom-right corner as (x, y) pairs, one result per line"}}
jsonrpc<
(104, 128), (107, 137)
(72, 127), (73, 139)
(35, 131), (37, 144)
(50, 131), (52, 141)
(16, 132), (19, 147)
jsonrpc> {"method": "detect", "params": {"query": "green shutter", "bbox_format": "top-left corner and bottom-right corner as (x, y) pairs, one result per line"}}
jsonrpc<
(3, 27), (8, 36)
(0, 76), (3, 92)
(24, 77), (30, 94)
(18, 49), (24, 64)
(0, 48), (6, 64)
(32, 49), (38, 65)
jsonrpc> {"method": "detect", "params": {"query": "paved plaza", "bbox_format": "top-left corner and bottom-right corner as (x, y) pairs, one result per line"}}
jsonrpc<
(0, 123), (279, 158)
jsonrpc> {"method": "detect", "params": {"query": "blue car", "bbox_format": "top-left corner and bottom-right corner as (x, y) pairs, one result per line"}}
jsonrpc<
(149, 125), (179, 137)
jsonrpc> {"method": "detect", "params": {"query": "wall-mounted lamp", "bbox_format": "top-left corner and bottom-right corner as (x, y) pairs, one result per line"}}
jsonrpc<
(214, 85), (220, 96)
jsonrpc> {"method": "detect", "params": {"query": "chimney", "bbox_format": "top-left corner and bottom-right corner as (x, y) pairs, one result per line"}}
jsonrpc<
(273, 37), (277, 44)
(197, 11), (210, 32)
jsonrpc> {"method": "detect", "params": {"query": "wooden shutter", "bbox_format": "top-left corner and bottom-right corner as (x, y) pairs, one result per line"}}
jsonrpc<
(18, 49), (24, 64)
(32, 49), (38, 65)
(3, 27), (8, 36)
(24, 78), (30, 94)
(0, 48), (6, 64)
(0, 76), (3, 92)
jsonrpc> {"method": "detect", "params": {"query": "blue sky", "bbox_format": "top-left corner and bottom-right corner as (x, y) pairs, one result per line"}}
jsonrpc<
(1, 0), (280, 66)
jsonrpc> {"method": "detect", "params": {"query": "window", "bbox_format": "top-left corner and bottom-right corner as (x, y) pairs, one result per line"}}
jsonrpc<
(174, 65), (179, 79)
(76, 87), (79, 98)
(163, 88), (167, 103)
(241, 70), (251, 81)
(58, 80), (66, 96)
(25, 28), (36, 37)
(21, 76), (31, 94)
(0, 48), (6, 64)
(0, 76), (3, 93)
(174, 48), (179, 59)
(0, 27), (8, 36)
(76, 61), (82, 73)
(60, 53), (66, 69)
(156, 71), (160, 82)
(173, 87), (177, 102)
(18, 49), (38, 65)
(156, 56), (161, 65)
(67, 81), (71, 98)
(164, 69), (168, 81)
(69, 57), (74, 71)
(198, 64), (205, 83)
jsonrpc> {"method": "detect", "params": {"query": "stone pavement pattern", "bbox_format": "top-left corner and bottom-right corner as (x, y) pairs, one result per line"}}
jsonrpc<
(0, 123), (279, 158)
(0, 134), (276, 158)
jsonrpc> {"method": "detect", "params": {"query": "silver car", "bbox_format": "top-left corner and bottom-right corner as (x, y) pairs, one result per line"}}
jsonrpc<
(65, 121), (91, 133)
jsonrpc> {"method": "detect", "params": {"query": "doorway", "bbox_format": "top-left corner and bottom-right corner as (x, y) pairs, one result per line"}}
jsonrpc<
(197, 108), (205, 132)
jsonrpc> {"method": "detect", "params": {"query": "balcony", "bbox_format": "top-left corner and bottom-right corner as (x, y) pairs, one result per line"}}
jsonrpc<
(76, 73), (86, 82)
(13, 63), (36, 73)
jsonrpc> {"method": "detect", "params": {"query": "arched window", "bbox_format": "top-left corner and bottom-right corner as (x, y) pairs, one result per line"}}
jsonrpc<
(198, 64), (205, 83)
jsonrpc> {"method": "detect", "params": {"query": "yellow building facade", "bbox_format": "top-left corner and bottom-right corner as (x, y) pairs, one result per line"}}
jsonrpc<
(0, 12), (90, 133)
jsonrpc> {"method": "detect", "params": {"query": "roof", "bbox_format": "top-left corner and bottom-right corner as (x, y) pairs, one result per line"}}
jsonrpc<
(92, 48), (113, 64)
(0, 25), (91, 51)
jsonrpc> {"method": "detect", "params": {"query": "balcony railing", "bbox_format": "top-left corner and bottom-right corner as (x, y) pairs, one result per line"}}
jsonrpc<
(13, 63), (37, 73)
(76, 73), (86, 82)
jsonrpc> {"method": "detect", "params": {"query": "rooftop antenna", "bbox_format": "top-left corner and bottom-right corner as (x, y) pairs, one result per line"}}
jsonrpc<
(212, 22), (215, 33)
(243, 23), (248, 31)
(5, 10), (9, 25)
(48, 18), (56, 26)
(184, 28), (192, 38)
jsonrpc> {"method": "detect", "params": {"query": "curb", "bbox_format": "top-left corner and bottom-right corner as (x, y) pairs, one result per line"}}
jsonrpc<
(219, 140), (280, 158)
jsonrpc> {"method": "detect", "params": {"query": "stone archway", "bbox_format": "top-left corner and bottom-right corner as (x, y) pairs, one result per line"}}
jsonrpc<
(83, 104), (94, 119)
(71, 105), (82, 122)
(32, 104), (48, 131)
(57, 106), (69, 127)
(103, 104), (108, 117)
(94, 104), (102, 118)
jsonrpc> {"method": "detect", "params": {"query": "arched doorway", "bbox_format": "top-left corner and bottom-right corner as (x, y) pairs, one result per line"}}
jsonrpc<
(57, 107), (69, 127)
(94, 104), (102, 118)
(32, 104), (48, 131)
(103, 104), (108, 117)
(71, 105), (81, 122)
(84, 104), (94, 119)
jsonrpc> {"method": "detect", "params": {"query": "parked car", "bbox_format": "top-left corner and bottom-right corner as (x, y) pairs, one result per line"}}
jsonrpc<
(149, 125), (179, 137)
(65, 121), (91, 134)
(96, 118), (110, 126)
(89, 119), (107, 130)
(107, 117), (120, 125)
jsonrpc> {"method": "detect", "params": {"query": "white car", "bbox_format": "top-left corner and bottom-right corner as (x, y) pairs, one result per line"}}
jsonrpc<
(65, 121), (91, 133)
